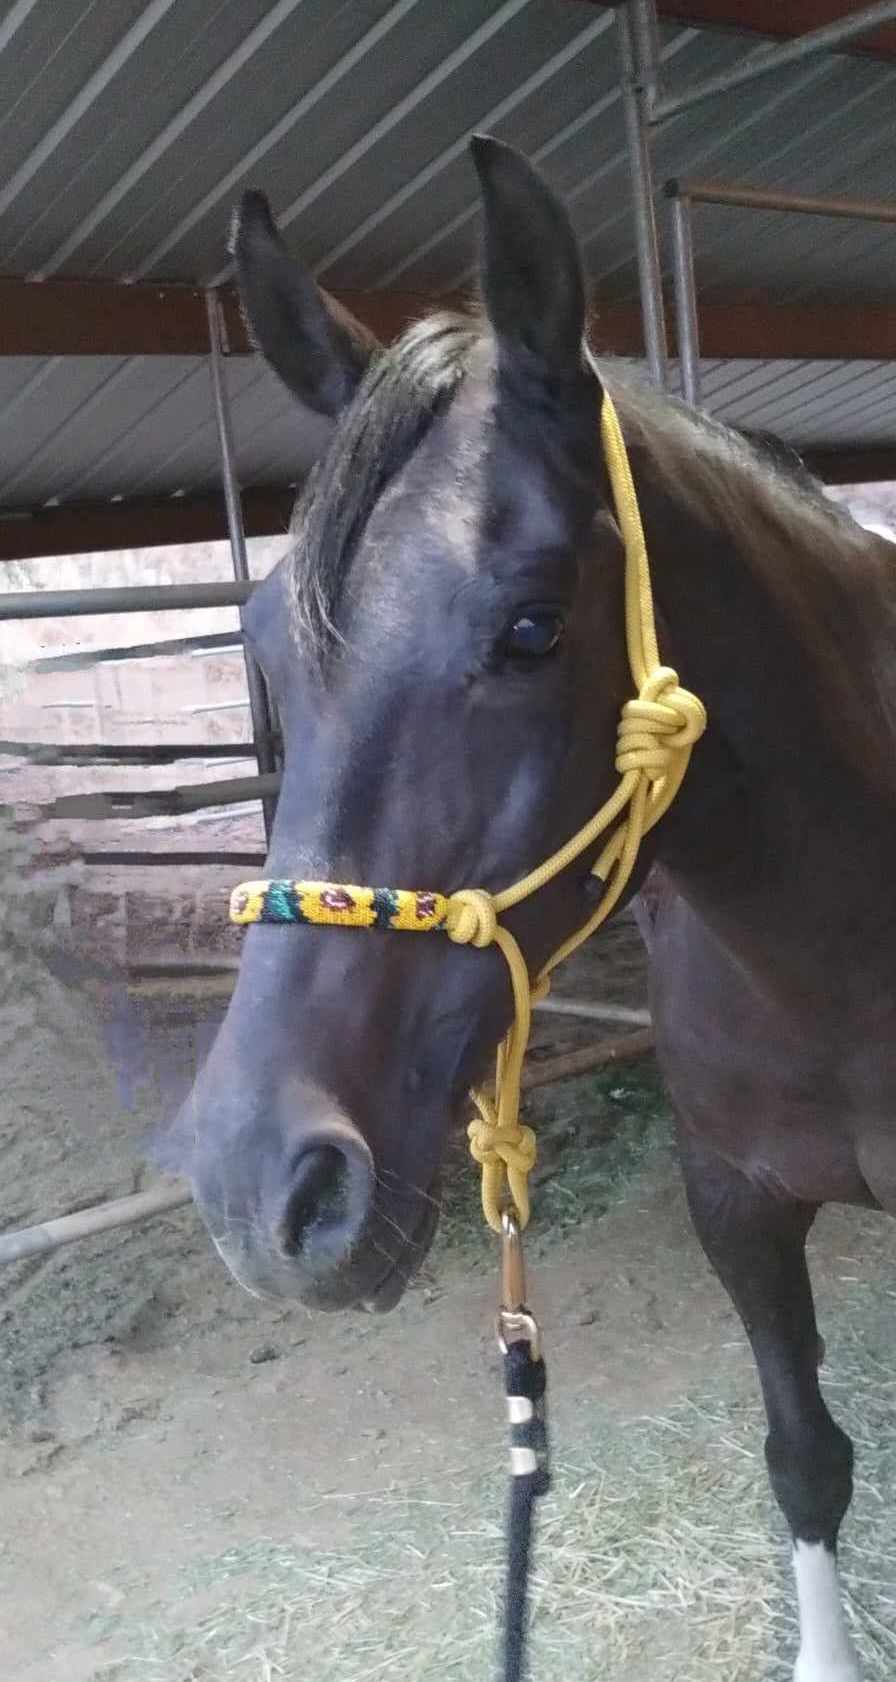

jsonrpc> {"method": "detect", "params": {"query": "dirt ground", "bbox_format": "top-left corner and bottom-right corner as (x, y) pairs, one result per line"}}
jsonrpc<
(1, 907), (894, 1682)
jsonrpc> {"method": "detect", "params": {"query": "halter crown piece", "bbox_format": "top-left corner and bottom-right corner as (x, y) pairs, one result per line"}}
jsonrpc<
(230, 392), (707, 1233)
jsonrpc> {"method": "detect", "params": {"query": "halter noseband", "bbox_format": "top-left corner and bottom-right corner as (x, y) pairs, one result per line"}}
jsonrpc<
(229, 392), (707, 1233)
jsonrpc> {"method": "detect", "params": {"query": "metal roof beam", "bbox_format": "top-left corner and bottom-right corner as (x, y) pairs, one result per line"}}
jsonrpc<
(682, 301), (896, 361)
(0, 278), (245, 356)
(4, 278), (896, 365)
(0, 486), (293, 562)
(0, 278), (471, 355)
(802, 444), (896, 483)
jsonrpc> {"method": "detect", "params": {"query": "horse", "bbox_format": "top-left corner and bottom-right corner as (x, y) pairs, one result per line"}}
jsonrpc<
(173, 138), (896, 1682)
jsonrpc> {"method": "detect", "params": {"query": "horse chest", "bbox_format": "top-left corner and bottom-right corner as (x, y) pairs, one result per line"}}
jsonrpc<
(646, 888), (895, 1209)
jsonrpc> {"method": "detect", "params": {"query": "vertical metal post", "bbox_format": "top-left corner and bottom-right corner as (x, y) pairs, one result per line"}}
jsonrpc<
(205, 289), (277, 841)
(668, 193), (702, 407)
(629, 0), (660, 113)
(616, 0), (668, 390)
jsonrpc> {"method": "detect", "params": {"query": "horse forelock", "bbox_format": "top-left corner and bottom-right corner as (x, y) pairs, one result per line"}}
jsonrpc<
(287, 313), (480, 669)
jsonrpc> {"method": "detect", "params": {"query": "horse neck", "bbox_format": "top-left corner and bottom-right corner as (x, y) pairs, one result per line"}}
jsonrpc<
(629, 463), (896, 980)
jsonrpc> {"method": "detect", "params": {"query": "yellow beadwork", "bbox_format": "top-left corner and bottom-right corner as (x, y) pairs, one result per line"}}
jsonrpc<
(297, 883), (376, 928)
(230, 884), (267, 926)
(387, 891), (448, 932)
(229, 879), (450, 933)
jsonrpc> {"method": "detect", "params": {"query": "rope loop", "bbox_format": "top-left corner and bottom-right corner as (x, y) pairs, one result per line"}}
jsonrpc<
(446, 887), (499, 949)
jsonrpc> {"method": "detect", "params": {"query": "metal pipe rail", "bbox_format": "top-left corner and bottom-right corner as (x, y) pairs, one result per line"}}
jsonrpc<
(0, 740), (273, 767)
(664, 175), (896, 412)
(45, 770), (281, 821)
(669, 193), (701, 406)
(651, 1), (896, 123)
(83, 850), (267, 867)
(616, 2), (669, 388)
(30, 629), (242, 671)
(536, 997), (651, 1028)
(665, 179), (896, 225)
(0, 1030), (654, 1267)
(0, 580), (253, 620)
(616, 0), (896, 400)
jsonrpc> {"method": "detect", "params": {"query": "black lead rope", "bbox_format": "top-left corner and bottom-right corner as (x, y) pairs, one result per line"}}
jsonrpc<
(497, 1209), (550, 1682)
(502, 1335), (550, 1682)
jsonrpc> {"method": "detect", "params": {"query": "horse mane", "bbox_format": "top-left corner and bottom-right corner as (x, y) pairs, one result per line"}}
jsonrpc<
(600, 363), (896, 799)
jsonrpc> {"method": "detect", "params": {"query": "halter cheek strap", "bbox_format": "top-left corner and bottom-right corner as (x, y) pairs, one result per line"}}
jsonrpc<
(229, 391), (707, 1234)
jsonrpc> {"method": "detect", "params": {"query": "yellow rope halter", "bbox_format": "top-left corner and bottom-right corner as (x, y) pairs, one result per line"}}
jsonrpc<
(229, 392), (707, 1235)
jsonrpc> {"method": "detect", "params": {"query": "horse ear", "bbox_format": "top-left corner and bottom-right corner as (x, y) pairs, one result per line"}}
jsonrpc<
(230, 191), (376, 417)
(470, 135), (587, 374)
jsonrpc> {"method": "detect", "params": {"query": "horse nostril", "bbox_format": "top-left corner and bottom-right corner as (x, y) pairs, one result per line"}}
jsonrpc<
(275, 1141), (370, 1267)
(278, 1146), (347, 1255)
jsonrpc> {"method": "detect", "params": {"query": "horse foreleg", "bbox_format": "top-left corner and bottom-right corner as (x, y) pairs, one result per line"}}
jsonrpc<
(677, 1129), (861, 1682)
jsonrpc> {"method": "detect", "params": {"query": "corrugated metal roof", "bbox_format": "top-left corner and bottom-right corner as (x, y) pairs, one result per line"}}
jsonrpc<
(674, 359), (896, 447)
(1, 0), (895, 525)
(6, 3), (894, 303)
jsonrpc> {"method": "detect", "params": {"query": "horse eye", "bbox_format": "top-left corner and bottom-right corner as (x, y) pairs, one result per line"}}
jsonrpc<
(502, 610), (565, 660)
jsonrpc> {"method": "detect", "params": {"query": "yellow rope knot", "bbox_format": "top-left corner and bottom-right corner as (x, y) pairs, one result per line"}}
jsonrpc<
(467, 1097), (537, 1233)
(445, 888), (498, 948)
(616, 667), (707, 780)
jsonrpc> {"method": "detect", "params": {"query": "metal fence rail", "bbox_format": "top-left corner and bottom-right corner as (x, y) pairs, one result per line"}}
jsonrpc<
(30, 629), (242, 671)
(0, 580), (254, 620)
(0, 739), (271, 766)
(2, 568), (271, 830)
(83, 850), (267, 866)
(45, 770), (281, 821)
(2, 292), (282, 846)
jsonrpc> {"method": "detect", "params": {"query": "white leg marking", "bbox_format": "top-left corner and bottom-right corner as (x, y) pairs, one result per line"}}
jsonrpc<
(792, 1542), (862, 1682)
